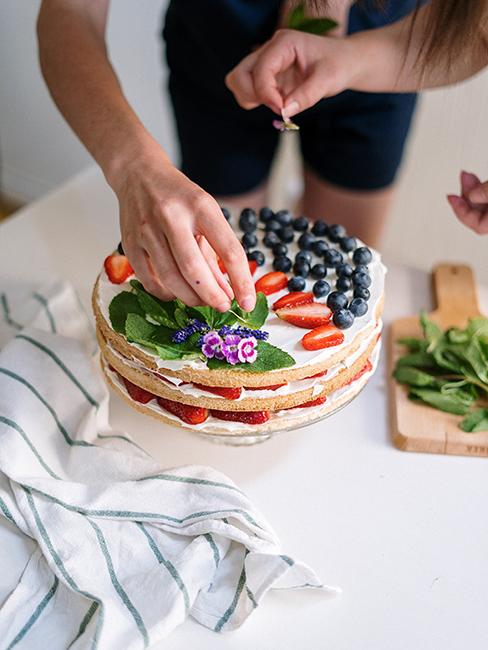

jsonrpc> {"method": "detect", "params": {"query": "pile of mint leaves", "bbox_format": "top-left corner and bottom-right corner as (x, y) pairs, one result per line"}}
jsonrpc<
(394, 312), (488, 432)
(108, 280), (295, 373)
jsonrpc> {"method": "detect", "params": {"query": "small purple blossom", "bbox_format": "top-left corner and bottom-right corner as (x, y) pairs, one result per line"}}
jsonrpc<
(201, 330), (225, 360)
(218, 325), (268, 341)
(221, 334), (241, 365)
(237, 337), (258, 364)
(171, 319), (209, 343)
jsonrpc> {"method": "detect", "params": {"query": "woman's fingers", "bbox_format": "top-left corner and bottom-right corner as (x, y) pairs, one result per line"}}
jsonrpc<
(447, 195), (488, 235)
(198, 236), (234, 300)
(225, 50), (261, 110)
(123, 240), (175, 301)
(250, 33), (297, 111)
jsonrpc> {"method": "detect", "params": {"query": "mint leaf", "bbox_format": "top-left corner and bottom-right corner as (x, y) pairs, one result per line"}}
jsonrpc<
(393, 366), (440, 388)
(207, 341), (295, 373)
(124, 313), (203, 360)
(109, 291), (145, 334)
(408, 387), (471, 416)
(420, 311), (443, 352)
(230, 292), (269, 329)
(396, 351), (436, 369)
(460, 408), (488, 432)
(287, 2), (337, 34)
(174, 307), (190, 329)
(129, 280), (178, 328)
(397, 337), (428, 353)
(125, 313), (161, 350)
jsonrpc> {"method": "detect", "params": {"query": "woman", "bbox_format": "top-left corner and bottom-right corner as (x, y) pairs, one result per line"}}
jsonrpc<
(37, 0), (488, 314)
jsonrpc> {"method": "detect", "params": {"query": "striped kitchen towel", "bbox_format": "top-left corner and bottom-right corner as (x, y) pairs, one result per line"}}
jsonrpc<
(0, 280), (338, 649)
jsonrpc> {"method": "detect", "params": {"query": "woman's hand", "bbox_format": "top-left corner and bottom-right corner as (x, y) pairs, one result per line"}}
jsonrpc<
(110, 143), (256, 312)
(448, 171), (488, 235)
(225, 29), (360, 118)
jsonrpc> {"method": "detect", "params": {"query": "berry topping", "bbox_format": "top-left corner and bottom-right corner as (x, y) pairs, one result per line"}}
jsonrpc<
(192, 383), (242, 400)
(310, 263), (327, 279)
(295, 250), (312, 264)
(327, 291), (348, 311)
(311, 220), (329, 236)
(312, 240), (329, 257)
(346, 359), (373, 385)
(265, 219), (281, 232)
(322, 249), (343, 267)
(336, 276), (352, 292)
(298, 232), (316, 250)
(247, 250), (265, 266)
(263, 232), (280, 248)
(353, 286), (371, 301)
(332, 308), (355, 329)
(248, 259), (258, 276)
(273, 291), (314, 310)
(301, 324), (345, 350)
(353, 272), (372, 288)
(210, 409), (270, 424)
(288, 276), (306, 291)
(238, 208), (257, 232)
(245, 383), (287, 391)
(277, 302), (332, 329)
(304, 369), (328, 379)
(353, 247), (373, 265)
(255, 271), (288, 295)
(221, 207), (232, 222)
(122, 377), (155, 404)
(272, 243), (288, 257)
(104, 253), (134, 284)
(336, 262), (353, 277)
(275, 209), (293, 225)
(259, 206), (274, 223)
(157, 397), (209, 424)
(273, 256), (292, 272)
(313, 280), (331, 298)
(241, 232), (258, 249)
(354, 264), (368, 275)
(328, 224), (346, 242)
(293, 260), (311, 278)
(340, 236), (357, 253)
(349, 297), (368, 317)
(297, 393), (327, 408)
(292, 216), (309, 231)
(278, 226), (295, 243)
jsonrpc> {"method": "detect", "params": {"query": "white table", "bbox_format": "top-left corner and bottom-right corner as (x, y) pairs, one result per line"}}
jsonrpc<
(1, 166), (487, 650)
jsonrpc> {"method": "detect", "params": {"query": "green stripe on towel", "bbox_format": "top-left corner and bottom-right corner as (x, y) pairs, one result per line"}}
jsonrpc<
(214, 565), (246, 632)
(6, 576), (59, 649)
(0, 293), (22, 330)
(0, 416), (61, 479)
(32, 292), (57, 333)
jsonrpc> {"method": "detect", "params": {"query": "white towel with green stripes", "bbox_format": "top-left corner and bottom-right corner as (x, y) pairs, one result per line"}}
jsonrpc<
(0, 281), (337, 649)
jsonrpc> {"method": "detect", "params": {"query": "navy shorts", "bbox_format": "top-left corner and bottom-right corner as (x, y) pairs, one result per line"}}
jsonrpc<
(163, 0), (418, 196)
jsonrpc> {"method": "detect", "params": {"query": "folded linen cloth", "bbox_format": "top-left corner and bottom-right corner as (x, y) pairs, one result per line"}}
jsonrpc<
(0, 280), (337, 649)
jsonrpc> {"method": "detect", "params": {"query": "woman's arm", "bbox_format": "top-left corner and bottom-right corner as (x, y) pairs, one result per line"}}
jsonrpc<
(37, 0), (255, 311)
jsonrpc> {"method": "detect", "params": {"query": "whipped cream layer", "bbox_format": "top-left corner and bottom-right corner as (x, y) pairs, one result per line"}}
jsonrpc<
(96, 235), (385, 373)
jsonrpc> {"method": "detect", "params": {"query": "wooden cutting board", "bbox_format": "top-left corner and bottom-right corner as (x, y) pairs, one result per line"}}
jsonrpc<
(388, 263), (488, 457)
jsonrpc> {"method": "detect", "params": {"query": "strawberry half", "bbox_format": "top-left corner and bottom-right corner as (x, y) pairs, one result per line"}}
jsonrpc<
(298, 394), (327, 408)
(244, 382), (287, 391)
(277, 302), (332, 329)
(210, 409), (270, 424)
(255, 271), (288, 296)
(157, 397), (208, 424)
(302, 324), (345, 351)
(122, 377), (155, 404)
(104, 253), (134, 284)
(273, 291), (314, 311)
(192, 383), (242, 400)
(346, 359), (373, 385)
(304, 369), (328, 379)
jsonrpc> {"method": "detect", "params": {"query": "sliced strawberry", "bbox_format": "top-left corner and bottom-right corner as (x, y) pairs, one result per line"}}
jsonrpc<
(122, 377), (155, 404)
(255, 271), (288, 296)
(245, 382), (287, 391)
(217, 258), (227, 274)
(104, 253), (134, 284)
(277, 302), (332, 329)
(157, 397), (208, 424)
(298, 394), (327, 408)
(302, 324), (345, 351)
(210, 409), (270, 424)
(346, 359), (373, 385)
(192, 383), (242, 400)
(304, 369), (328, 379)
(273, 291), (314, 311)
(218, 259), (258, 276)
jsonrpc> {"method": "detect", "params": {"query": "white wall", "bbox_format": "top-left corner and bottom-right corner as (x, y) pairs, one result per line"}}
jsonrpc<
(0, 1), (486, 282)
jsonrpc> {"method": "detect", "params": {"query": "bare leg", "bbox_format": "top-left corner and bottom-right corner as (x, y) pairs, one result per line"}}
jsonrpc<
(300, 166), (395, 249)
(215, 182), (268, 214)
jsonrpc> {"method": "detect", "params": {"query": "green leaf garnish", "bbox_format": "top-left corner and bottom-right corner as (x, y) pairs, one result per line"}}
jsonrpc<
(108, 291), (145, 334)
(207, 340), (295, 373)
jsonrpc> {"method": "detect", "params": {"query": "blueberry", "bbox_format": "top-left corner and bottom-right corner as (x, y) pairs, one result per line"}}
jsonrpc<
(327, 291), (348, 311)
(311, 263), (327, 279)
(293, 261), (311, 278)
(311, 220), (328, 237)
(263, 232), (280, 248)
(241, 232), (257, 249)
(273, 256), (292, 272)
(340, 236), (357, 253)
(353, 247), (373, 265)
(292, 216), (309, 232)
(239, 208), (257, 233)
(248, 250), (265, 266)
(328, 224), (346, 243)
(259, 206), (274, 223)
(323, 249), (343, 267)
(272, 243), (288, 257)
(265, 219), (281, 233)
(336, 276), (352, 293)
(353, 272), (372, 288)
(288, 276), (306, 291)
(313, 280), (331, 298)
(298, 233), (316, 250)
(278, 226), (294, 243)
(221, 207), (232, 222)
(117, 241), (124, 255)
(333, 308), (355, 329)
(275, 209), (293, 226)
(295, 250), (312, 264)
(336, 263), (353, 277)
(354, 286), (370, 301)
(349, 297), (368, 317)
(312, 240), (329, 257)
(354, 264), (369, 275)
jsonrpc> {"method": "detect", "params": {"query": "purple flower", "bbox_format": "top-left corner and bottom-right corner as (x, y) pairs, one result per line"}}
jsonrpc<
(237, 336), (258, 364)
(201, 331), (224, 360)
(221, 334), (241, 365)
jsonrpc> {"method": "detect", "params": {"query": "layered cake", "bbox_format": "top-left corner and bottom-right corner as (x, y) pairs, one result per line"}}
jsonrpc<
(93, 209), (385, 441)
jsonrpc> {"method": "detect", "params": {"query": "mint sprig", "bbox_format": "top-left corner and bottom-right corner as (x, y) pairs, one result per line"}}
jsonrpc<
(287, 3), (338, 35)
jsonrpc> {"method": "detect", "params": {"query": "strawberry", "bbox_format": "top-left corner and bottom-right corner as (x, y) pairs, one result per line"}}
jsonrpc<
(192, 383), (242, 400)
(255, 271), (288, 296)
(122, 377), (155, 404)
(245, 383), (287, 391)
(298, 394), (327, 408)
(218, 259), (257, 276)
(301, 324), (345, 351)
(217, 258), (227, 274)
(104, 253), (134, 284)
(157, 397), (208, 424)
(277, 302), (332, 329)
(304, 369), (328, 379)
(346, 359), (373, 385)
(272, 291), (314, 311)
(210, 409), (270, 424)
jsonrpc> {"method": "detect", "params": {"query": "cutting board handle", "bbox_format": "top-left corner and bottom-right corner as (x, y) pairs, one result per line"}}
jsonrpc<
(431, 264), (481, 326)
